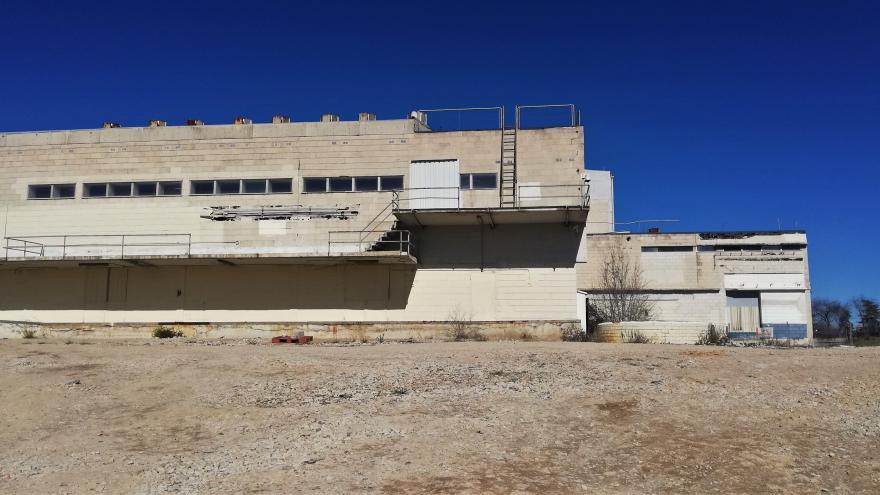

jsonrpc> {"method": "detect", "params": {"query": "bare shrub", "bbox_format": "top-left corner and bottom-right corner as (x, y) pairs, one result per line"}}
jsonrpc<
(623, 329), (652, 344)
(446, 307), (484, 341)
(519, 330), (534, 341)
(21, 328), (37, 339)
(560, 322), (588, 342)
(590, 244), (655, 323)
(152, 326), (183, 339)
(696, 324), (728, 345)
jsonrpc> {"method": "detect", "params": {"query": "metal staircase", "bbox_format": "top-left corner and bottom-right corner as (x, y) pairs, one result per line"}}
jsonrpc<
(500, 125), (517, 207)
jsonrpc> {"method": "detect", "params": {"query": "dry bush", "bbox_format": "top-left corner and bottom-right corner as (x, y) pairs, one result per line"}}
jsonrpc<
(519, 330), (535, 341)
(21, 328), (37, 339)
(560, 322), (588, 342)
(446, 307), (484, 341)
(590, 244), (655, 323)
(152, 326), (183, 339)
(696, 324), (728, 345)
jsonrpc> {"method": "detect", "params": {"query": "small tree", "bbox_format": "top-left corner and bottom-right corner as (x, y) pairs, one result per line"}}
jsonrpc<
(812, 298), (851, 337)
(852, 297), (880, 337)
(591, 243), (654, 323)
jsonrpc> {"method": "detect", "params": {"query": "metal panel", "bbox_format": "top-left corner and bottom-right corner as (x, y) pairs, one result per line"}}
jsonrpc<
(409, 160), (459, 209)
(760, 291), (806, 324)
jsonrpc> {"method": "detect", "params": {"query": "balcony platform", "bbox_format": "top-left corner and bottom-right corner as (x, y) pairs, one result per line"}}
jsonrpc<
(0, 250), (417, 269)
(393, 206), (589, 228)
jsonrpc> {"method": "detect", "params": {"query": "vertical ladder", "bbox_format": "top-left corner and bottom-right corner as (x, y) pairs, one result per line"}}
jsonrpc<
(500, 125), (517, 207)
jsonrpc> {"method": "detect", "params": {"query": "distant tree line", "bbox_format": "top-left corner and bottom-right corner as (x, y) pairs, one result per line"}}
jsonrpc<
(812, 296), (880, 338)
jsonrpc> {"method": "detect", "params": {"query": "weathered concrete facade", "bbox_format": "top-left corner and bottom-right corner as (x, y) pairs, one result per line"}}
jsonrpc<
(0, 111), (589, 338)
(0, 108), (812, 342)
(580, 231), (813, 343)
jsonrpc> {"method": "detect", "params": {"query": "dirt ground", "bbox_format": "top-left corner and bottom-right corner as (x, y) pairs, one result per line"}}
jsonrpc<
(1, 339), (878, 494)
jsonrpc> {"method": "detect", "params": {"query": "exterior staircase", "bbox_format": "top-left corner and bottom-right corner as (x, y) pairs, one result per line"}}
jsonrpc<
(500, 126), (517, 207)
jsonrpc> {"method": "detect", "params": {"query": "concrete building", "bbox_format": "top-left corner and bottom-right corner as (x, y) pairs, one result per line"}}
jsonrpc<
(0, 105), (811, 343)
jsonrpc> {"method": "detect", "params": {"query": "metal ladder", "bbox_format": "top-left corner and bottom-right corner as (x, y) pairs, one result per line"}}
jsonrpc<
(500, 125), (517, 207)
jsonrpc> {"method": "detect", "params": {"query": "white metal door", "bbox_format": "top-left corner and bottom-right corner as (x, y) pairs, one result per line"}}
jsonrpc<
(409, 160), (459, 209)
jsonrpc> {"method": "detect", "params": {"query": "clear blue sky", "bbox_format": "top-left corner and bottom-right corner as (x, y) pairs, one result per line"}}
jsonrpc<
(1, 1), (877, 301)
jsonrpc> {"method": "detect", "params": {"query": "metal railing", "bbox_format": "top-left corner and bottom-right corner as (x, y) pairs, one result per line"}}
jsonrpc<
(389, 184), (589, 210)
(515, 104), (578, 129)
(515, 183), (590, 208)
(4, 234), (195, 260)
(413, 107), (504, 132)
(327, 229), (415, 256)
(391, 187), (461, 210)
(327, 195), (416, 256)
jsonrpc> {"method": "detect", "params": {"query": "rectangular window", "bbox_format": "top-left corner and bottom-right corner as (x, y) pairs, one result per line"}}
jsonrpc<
(471, 173), (497, 189)
(134, 182), (158, 196)
(109, 182), (132, 197)
(242, 179), (267, 194)
(268, 178), (292, 193)
(303, 177), (327, 193)
(84, 183), (108, 197)
(53, 184), (76, 198)
(216, 180), (241, 194)
(158, 181), (182, 196)
(696, 245), (716, 252)
(191, 180), (215, 195)
(355, 176), (379, 191)
(460, 174), (471, 190)
(379, 175), (404, 191)
(329, 177), (353, 192)
(28, 185), (52, 199)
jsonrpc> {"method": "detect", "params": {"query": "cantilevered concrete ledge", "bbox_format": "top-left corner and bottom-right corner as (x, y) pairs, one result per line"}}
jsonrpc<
(393, 206), (589, 227)
(0, 251), (417, 269)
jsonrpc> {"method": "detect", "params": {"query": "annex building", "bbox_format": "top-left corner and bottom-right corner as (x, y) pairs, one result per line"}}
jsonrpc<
(0, 105), (812, 343)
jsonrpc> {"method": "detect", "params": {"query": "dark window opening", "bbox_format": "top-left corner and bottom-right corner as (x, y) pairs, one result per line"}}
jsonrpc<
(191, 181), (215, 195)
(84, 183), (108, 197)
(53, 184), (76, 198)
(329, 177), (353, 192)
(216, 180), (241, 194)
(355, 176), (379, 192)
(379, 176), (403, 191)
(460, 174), (471, 190)
(303, 177), (327, 193)
(471, 173), (497, 189)
(28, 185), (52, 199)
(268, 179), (292, 193)
(243, 179), (267, 194)
(109, 183), (132, 197)
(135, 182), (158, 196)
(158, 181), (182, 196)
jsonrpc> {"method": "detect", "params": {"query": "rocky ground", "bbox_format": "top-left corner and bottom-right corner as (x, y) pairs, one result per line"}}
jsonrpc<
(1, 338), (878, 494)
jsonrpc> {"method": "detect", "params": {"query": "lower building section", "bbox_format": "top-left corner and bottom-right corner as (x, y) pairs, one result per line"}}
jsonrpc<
(0, 263), (577, 332)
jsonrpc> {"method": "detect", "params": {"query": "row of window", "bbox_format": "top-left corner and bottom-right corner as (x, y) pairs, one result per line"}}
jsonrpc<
(28, 173), (500, 199)
(641, 244), (804, 253)
(303, 176), (404, 193)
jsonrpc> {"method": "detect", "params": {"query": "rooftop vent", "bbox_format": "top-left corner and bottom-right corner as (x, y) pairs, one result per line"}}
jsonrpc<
(186, 119), (205, 126)
(321, 114), (340, 123)
(359, 112), (377, 122)
(102, 122), (122, 129)
(272, 115), (291, 124)
(148, 119), (167, 127)
(233, 116), (253, 125)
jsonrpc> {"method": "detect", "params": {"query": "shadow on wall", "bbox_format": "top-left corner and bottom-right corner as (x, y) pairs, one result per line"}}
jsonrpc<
(415, 223), (582, 269)
(0, 264), (416, 311)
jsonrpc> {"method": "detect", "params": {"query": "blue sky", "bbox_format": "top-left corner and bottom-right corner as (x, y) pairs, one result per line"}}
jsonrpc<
(0, 1), (877, 301)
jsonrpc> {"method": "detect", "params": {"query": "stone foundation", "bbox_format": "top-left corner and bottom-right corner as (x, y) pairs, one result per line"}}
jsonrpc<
(0, 320), (577, 342)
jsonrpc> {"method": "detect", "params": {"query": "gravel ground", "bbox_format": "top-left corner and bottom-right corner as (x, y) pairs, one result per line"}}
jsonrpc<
(1, 339), (878, 494)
